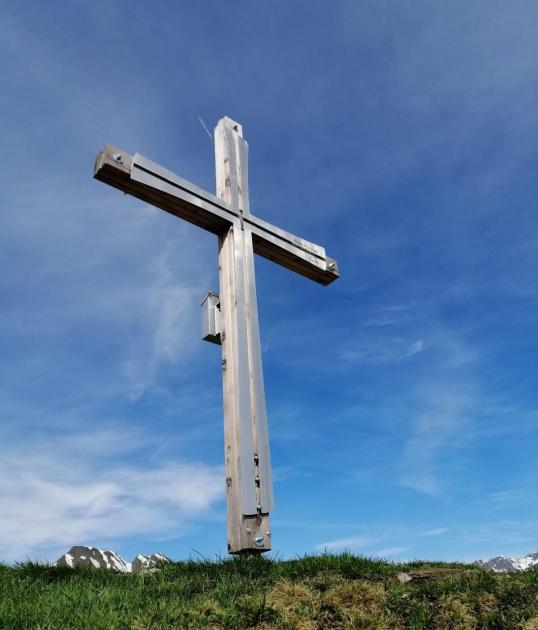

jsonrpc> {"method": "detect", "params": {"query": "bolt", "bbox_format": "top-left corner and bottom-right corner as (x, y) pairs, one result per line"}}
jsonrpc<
(112, 153), (123, 163)
(254, 533), (264, 547)
(254, 453), (259, 465)
(255, 475), (260, 486)
(256, 503), (262, 514)
(266, 531), (271, 537)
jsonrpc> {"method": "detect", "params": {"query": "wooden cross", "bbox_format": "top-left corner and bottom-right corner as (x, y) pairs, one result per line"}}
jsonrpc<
(93, 116), (339, 553)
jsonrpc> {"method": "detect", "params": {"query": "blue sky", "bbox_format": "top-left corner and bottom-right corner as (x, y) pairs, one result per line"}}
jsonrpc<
(1, 1), (537, 565)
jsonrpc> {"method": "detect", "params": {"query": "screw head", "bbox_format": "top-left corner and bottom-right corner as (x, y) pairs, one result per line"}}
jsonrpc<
(112, 153), (123, 163)
(254, 533), (264, 547)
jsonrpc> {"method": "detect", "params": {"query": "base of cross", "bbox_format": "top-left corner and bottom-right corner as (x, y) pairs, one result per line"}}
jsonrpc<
(227, 513), (271, 554)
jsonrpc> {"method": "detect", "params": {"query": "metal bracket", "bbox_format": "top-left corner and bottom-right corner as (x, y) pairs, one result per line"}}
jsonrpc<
(201, 292), (221, 345)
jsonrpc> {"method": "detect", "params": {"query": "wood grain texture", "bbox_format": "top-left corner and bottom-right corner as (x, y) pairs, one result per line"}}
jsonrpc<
(93, 145), (339, 285)
(216, 118), (272, 553)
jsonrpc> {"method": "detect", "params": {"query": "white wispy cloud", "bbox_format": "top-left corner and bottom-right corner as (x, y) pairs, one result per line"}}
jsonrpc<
(418, 528), (449, 538)
(398, 382), (472, 495)
(397, 326), (478, 495)
(401, 339), (424, 359)
(341, 338), (425, 364)
(122, 245), (202, 399)
(482, 489), (537, 512)
(0, 427), (224, 564)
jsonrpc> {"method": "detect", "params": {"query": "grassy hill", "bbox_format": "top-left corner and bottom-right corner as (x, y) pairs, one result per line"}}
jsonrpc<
(1, 553), (538, 628)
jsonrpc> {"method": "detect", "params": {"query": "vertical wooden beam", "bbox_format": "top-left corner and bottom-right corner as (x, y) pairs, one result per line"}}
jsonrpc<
(215, 117), (272, 553)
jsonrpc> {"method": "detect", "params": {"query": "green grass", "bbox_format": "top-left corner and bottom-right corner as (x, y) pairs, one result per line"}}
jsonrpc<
(1, 554), (537, 629)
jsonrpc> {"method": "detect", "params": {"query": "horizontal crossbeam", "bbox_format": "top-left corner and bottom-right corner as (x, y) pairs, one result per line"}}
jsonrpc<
(94, 145), (339, 285)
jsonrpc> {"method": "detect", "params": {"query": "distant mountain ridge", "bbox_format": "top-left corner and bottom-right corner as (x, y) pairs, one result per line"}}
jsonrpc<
(478, 550), (538, 572)
(54, 546), (538, 574)
(55, 546), (169, 573)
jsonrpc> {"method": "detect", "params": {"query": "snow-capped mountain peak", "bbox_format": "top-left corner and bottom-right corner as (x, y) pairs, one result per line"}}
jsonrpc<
(131, 553), (169, 573)
(54, 546), (170, 573)
(478, 550), (538, 572)
(56, 546), (131, 572)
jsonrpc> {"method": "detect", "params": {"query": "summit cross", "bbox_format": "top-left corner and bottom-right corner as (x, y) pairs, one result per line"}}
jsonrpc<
(94, 116), (339, 553)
